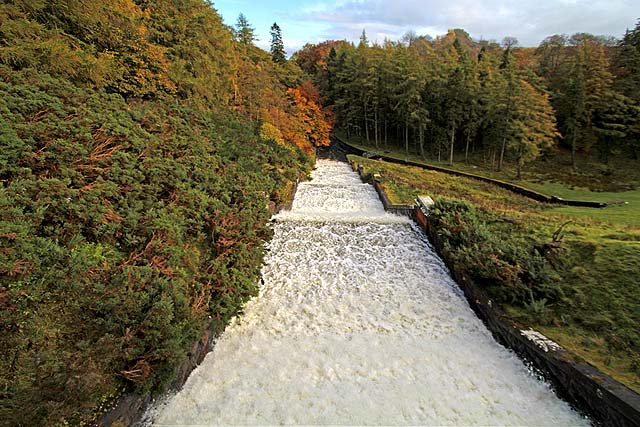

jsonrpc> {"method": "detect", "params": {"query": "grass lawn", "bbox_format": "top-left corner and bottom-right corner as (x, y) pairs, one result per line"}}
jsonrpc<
(340, 132), (640, 197)
(348, 153), (640, 394)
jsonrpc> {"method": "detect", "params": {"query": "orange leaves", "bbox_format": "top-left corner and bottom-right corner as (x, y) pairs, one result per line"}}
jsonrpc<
(119, 358), (152, 384)
(73, 127), (123, 181)
(258, 82), (334, 154)
(514, 49), (535, 70)
(293, 40), (350, 75)
(296, 80), (322, 104)
(0, 259), (32, 277)
(286, 84), (333, 148)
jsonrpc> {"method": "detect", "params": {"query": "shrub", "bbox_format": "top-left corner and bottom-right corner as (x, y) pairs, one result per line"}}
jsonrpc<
(428, 198), (562, 306)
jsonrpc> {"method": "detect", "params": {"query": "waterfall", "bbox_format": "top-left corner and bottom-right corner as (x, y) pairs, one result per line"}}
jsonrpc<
(147, 160), (588, 426)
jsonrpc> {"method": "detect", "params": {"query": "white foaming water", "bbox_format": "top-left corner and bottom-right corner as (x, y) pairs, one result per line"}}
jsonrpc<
(149, 160), (588, 426)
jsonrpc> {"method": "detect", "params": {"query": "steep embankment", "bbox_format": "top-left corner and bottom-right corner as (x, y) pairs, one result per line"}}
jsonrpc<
(0, 1), (328, 425)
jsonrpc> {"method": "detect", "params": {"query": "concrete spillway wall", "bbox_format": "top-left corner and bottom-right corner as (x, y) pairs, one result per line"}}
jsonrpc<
(349, 159), (640, 427)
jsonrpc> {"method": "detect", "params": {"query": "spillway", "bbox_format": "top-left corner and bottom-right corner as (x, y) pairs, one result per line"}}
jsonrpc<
(148, 159), (588, 426)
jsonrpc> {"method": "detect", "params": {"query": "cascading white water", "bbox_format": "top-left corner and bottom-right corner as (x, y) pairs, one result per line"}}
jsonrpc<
(148, 160), (589, 426)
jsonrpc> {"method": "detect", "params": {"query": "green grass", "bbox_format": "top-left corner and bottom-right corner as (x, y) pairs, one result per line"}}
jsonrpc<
(340, 132), (640, 193)
(349, 154), (640, 394)
(342, 133), (640, 227)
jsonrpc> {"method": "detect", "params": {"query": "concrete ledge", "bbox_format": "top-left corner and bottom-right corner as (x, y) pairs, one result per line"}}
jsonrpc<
(349, 159), (414, 217)
(339, 138), (608, 209)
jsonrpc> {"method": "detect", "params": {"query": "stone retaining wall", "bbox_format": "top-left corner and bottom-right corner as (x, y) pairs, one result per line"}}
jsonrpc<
(93, 323), (218, 426)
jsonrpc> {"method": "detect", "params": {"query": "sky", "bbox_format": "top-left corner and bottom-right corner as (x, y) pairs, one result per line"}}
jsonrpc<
(212, 0), (638, 55)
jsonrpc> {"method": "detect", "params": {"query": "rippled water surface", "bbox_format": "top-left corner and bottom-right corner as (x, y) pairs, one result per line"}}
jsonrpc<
(150, 160), (588, 426)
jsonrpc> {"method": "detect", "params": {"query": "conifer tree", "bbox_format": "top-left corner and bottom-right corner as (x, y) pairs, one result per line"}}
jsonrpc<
(359, 29), (369, 48)
(323, 47), (338, 102)
(510, 80), (560, 178)
(235, 13), (256, 45)
(461, 52), (481, 163)
(617, 20), (640, 103)
(477, 45), (505, 167)
(497, 44), (519, 171)
(593, 91), (640, 163)
(270, 22), (286, 63)
(562, 57), (588, 169)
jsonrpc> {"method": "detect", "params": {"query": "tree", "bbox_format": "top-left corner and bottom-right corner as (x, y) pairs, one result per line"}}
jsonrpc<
(537, 34), (568, 85)
(402, 30), (418, 47)
(461, 54), (481, 163)
(235, 13), (255, 45)
(388, 44), (426, 157)
(593, 91), (640, 163)
(443, 45), (467, 165)
(359, 29), (369, 48)
(270, 22), (286, 63)
(292, 40), (349, 77)
(510, 80), (560, 178)
(477, 45), (505, 168)
(502, 36), (519, 49)
(497, 45), (519, 171)
(536, 33), (614, 168)
(563, 61), (588, 169)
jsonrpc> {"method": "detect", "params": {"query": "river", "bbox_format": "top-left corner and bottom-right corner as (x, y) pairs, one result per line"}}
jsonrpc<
(147, 159), (588, 426)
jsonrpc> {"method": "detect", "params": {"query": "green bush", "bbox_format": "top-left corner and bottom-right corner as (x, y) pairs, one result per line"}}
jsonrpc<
(428, 198), (562, 307)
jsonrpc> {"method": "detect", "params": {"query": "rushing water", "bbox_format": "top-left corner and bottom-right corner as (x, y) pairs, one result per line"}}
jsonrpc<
(149, 160), (588, 426)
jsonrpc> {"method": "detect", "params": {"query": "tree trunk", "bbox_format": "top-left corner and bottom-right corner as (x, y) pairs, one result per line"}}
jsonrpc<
(374, 109), (379, 149)
(384, 119), (388, 149)
(571, 130), (577, 171)
(465, 131), (471, 164)
(430, 126), (434, 160)
(364, 102), (370, 143)
(499, 85), (514, 172)
(499, 133), (507, 172)
(404, 121), (409, 157)
(419, 125), (424, 158)
(449, 125), (455, 165)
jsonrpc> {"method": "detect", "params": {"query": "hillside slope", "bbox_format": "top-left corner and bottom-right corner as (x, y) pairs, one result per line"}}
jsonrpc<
(0, 1), (328, 425)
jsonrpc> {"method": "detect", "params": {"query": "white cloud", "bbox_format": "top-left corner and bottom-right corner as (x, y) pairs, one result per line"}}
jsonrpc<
(291, 0), (638, 46)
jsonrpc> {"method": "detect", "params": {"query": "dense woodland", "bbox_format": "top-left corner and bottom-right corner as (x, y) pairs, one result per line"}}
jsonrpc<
(295, 25), (640, 177)
(0, 1), (331, 425)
